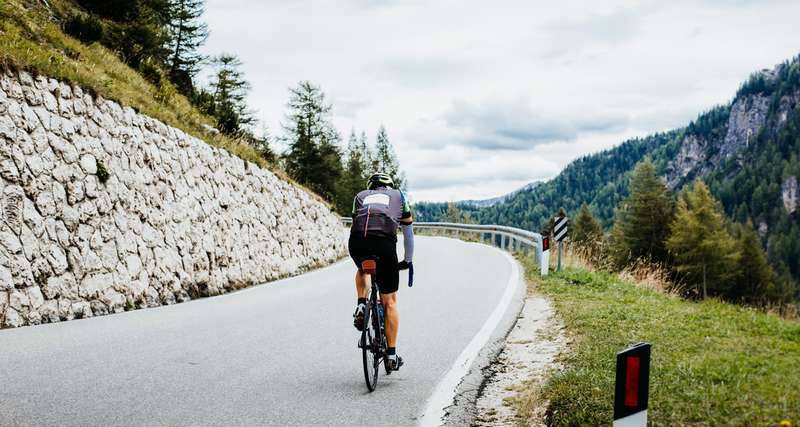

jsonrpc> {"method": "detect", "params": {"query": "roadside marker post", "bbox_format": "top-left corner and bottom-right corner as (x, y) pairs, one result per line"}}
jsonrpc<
(540, 236), (550, 276)
(553, 216), (568, 271)
(613, 343), (651, 427)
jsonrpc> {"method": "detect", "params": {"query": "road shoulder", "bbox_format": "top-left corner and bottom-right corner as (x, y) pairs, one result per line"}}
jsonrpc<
(473, 295), (567, 426)
(435, 249), (529, 426)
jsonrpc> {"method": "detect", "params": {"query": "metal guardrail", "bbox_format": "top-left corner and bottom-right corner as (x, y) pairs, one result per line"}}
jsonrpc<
(341, 218), (549, 275)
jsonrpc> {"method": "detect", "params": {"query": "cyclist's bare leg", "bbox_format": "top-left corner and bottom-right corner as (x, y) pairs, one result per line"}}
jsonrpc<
(382, 292), (398, 347)
(355, 269), (369, 299)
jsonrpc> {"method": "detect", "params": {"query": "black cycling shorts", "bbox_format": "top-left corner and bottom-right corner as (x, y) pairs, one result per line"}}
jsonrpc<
(348, 235), (399, 294)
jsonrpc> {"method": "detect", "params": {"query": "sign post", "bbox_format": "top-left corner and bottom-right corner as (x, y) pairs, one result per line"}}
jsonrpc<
(613, 343), (651, 427)
(553, 216), (568, 272)
(540, 236), (550, 276)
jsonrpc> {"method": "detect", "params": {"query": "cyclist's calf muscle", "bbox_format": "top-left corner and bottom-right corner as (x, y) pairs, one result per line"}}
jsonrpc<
(355, 269), (369, 299)
(382, 292), (399, 348)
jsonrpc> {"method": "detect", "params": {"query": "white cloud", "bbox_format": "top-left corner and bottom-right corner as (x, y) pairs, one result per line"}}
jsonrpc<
(200, 0), (800, 202)
(437, 97), (630, 150)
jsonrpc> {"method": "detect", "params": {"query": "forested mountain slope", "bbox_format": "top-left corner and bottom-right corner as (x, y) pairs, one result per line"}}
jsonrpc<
(417, 55), (800, 285)
(415, 130), (677, 228)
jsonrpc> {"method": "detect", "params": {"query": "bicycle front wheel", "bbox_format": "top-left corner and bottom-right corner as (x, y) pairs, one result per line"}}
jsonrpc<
(361, 302), (379, 391)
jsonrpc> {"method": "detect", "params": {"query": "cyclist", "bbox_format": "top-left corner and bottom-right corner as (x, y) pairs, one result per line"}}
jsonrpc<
(349, 172), (414, 371)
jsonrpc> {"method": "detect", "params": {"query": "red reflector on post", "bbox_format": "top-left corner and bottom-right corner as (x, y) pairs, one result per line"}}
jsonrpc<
(614, 342), (650, 424)
(624, 356), (640, 407)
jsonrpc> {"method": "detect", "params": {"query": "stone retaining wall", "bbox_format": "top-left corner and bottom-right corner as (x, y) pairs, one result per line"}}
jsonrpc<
(0, 69), (346, 328)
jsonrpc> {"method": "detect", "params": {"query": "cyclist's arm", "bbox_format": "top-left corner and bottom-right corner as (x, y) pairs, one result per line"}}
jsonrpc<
(401, 218), (414, 263)
(401, 222), (415, 286)
(399, 192), (414, 263)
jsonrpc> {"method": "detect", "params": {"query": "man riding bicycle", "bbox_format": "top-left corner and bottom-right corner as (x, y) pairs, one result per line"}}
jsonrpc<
(349, 172), (414, 371)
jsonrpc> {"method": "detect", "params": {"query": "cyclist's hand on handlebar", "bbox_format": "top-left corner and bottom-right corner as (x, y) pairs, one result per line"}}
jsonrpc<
(399, 261), (414, 287)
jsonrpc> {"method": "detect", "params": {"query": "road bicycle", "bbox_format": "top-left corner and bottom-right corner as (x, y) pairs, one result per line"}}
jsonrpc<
(357, 258), (414, 392)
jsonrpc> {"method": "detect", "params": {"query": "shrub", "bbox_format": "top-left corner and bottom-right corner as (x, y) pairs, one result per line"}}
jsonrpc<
(96, 159), (110, 183)
(63, 14), (103, 44)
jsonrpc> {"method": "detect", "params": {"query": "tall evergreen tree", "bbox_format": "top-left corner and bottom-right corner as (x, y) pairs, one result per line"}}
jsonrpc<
(610, 159), (674, 267)
(335, 131), (369, 214)
(667, 181), (740, 299)
(317, 135), (344, 201)
(571, 203), (602, 245)
(374, 125), (403, 188)
(282, 81), (342, 201)
(731, 221), (775, 304)
(165, 0), (208, 95)
(443, 203), (474, 224)
(74, 0), (172, 69)
(209, 54), (253, 135)
(360, 131), (378, 173)
(249, 127), (275, 163)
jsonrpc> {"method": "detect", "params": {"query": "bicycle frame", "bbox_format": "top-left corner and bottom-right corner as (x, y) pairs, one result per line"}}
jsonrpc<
(359, 259), (389, 391)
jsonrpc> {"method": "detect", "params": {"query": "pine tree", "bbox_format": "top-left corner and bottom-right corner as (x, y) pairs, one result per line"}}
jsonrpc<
(284, 119), (320, 183)
(335, 131), (369, 214)
(317, 136), (344, 202)
(374, 125), (403, 188)
(666, 181), (740, 299)
(249, 127), (275, 163)
(610, 159), (674, 267)
(282, 81), (342, 201)
(571, 203), (602, 244)
(359, 131), (377, 173)
(165, 0), (208, 95)
(731, 221), (775, 304)
(347, 131), (367, 183)
(209, 54), (253, 135)
(74, 0), (172, 69)
(443, 203), (473, 224)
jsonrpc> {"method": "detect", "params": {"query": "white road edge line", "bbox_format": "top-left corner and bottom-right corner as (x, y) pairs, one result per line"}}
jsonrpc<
(417, 249), (522, 427)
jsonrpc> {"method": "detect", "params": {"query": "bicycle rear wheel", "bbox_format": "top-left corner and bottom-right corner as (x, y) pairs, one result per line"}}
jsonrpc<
(361, 301), (379, 391)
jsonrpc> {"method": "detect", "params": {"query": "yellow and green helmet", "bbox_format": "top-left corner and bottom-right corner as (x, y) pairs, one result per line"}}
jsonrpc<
(367, 172), (394, 190)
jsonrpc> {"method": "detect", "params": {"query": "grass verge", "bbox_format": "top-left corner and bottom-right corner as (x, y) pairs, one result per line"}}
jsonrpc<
(516, 255), (799, 426)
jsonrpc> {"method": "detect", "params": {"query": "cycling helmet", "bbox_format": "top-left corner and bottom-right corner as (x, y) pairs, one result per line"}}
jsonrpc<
(367, 172), (394, 190)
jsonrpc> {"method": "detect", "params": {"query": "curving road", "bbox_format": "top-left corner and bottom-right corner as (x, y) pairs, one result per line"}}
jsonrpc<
(0, 236), (524, 426)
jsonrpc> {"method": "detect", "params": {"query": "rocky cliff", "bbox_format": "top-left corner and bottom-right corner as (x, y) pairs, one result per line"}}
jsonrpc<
(666, 66), (799, 189)
(0, 69), (346, 328)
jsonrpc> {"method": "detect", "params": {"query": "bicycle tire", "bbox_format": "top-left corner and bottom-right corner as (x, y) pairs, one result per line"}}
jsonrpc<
(362, 300), (379, 391)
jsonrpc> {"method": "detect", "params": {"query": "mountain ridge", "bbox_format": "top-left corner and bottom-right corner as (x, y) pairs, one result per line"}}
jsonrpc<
(457, 181), (542, 207)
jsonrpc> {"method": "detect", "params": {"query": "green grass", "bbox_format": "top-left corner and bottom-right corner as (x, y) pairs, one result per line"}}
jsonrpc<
(516, 256), (799, 426)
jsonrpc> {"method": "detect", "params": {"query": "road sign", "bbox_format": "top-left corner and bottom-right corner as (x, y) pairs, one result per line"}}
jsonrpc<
(554, 215), (568, 271)
(554, 216), (568, 242)
(613, 343), (651, 427)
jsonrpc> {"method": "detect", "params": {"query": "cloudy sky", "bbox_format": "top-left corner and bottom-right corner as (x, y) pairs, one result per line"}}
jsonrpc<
(199, 0), (800, 202)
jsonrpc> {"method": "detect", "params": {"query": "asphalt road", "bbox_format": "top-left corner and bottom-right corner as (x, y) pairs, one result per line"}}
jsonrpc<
(0, 236), (522, 426)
